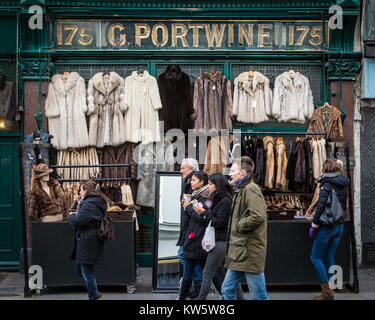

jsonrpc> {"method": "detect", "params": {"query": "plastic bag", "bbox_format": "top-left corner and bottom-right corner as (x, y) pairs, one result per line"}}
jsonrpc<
(202, 221), (215, 252)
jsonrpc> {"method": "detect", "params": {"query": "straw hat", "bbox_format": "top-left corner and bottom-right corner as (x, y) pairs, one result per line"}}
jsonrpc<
(33, 163), (53, 179)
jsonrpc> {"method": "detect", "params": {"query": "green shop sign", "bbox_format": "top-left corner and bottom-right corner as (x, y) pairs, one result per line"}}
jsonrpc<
(55, 19), (328, 51)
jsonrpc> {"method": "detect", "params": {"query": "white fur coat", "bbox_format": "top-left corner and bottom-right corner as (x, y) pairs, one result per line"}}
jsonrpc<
(45, 72), (89, 150)
(233, 71), (272, 123)
(272, 71), (314, 123)
(123, 71), (162, 144)
(87, 72), (126, 148)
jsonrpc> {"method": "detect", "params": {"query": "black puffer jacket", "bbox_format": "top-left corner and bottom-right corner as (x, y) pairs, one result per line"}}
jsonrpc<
(69, 194), (107, 265)
(203, 195), (232, 242)
(177, 171), (195, 246)
(313, 172), (350, 226)
(182, 196), (209, 260)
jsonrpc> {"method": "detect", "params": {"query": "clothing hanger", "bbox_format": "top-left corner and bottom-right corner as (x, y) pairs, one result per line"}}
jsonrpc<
(62, 72), (70, 83)
(103, 72), (110, 76)
(288, 69), (296, 79)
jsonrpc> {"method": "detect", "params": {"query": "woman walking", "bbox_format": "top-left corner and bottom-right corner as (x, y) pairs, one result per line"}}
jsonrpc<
(178, 171), (210, 300)
(309, 159), (350, 300)
(69, 179), (109, 300)
(193, 174), (233, 300)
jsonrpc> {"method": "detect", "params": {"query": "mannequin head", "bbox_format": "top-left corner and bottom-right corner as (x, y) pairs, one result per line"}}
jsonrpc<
(39, 174), (50, 183)
(33, 163), (53, 182)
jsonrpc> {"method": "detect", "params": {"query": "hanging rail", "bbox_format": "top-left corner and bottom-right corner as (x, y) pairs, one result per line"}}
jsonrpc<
(229, 130), (327, 136)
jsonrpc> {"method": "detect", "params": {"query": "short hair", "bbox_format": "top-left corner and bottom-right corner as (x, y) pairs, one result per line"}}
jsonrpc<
(182, 158), (199, 171)
(233, 156), (255, 175)
(192, 170), (209, 185)
(323, 158), (343, 174)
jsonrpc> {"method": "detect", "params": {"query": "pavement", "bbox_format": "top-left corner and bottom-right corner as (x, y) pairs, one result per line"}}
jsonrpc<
(0, 267), (374, 300)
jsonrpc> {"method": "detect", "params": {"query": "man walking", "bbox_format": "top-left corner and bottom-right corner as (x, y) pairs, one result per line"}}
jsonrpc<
(221, 156), (269, 300)
(177, 158), (203, 299)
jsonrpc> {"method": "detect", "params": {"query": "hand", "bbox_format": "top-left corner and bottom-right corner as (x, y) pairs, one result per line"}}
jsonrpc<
(73, 194), (80, 202)
(69, 211), (75, 216)
(193, 206), (205, 214)
(309, 226), (318, 239)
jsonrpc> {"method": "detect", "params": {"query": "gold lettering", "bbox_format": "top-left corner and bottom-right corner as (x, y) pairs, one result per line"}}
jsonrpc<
(228, 24), (234, 47)
(64, 25), (79, 46)
(188, 24), (204, 47)
(204, 24), (226, 47)
(108, 23), (126, 48)
(135, 23), (151, 47)
(238, 24), (254, 47)
(295, 26), (309, 46)
(151, 23), (168, 47)
(57, 24), (63, 46)
(171, 23), (189, 47)
(289, 26), (294, 46)
(78, 26), (94, 46)
(309, 26), (323, 46)
(258, 24), (273, 48)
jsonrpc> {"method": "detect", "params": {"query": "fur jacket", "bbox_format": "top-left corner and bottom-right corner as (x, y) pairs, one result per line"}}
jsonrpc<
(193, 71), (233, 131)
(275, 137), (288, 190)
(307, 104), (344, 141)
(123, 71), (162, 144)
(272, 71), (314, 123)
(233, 71), (272, 124)
(87, 72), (126, 148)
(27, 178), (66, 221)
(45, 72), (89, 150)
(263, 136), (275, 189)
(204, 135), (234, 176)
(157, 65), (194, 133)
(135, 141), (175, 207)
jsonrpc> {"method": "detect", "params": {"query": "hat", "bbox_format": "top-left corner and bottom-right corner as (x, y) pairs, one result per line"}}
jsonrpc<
(33, 163), (53, 179)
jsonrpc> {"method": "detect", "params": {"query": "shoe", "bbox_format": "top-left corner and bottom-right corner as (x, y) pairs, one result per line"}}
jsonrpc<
(187, 285), (201, 299)
(97, 291), (103, 300)
(178, 279), (193, 300)
(314, 283), (334, 300)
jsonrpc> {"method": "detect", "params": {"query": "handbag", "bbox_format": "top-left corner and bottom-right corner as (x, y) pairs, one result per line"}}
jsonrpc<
(319, 188), (345, 226)
(201, 220), (216, 252)
(97, 214), (115, 241)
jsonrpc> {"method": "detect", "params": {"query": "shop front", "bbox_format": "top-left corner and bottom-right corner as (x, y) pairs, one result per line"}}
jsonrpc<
(0, 1), (362, 292)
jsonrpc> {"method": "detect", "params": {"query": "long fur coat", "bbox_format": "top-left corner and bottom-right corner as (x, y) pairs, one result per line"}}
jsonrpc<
(275, 137), (288, 190)
(45, 72), (89, 149)
(263, 136), (275, 189)
(87, 72), (126, 148)
(272, 71), (314, 123)
(193, 71), (233, 131)
(123, 71), (162, 144)
(233, 71), (272, 124)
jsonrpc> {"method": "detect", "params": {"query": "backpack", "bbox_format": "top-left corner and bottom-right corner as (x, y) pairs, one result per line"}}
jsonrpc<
(319, 188), (345, 226)
(97, 214), (115, 241)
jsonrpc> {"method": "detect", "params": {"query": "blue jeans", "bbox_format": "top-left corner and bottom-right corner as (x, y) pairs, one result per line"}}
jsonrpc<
(221, 269), (269, 300)
(310, 224), (344, 284)
(74, 263), (98, 300)
(178, 247), (203, 286)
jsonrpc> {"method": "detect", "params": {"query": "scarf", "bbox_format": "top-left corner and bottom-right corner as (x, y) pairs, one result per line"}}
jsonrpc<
(321, 171), (341, 179)
(191, 184), (210, 201)
(234, 174), (251, 191)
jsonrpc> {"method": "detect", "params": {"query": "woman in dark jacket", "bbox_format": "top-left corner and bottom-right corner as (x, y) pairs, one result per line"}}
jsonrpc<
(69, 180), (109, 300)
(309, 159), (350, 300)
(179, 171), (210, 300)
(193, 174), (233, 300)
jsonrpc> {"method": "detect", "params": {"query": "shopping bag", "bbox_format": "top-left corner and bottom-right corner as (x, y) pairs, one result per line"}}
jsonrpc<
(202, 220), (215, 252)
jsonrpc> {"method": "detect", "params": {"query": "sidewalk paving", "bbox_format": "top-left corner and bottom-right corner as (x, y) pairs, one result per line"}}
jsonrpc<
(0, 267), (374, 300)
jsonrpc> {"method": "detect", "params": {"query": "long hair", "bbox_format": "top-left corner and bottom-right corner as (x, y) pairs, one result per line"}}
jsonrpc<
(209, 173), (233, 205)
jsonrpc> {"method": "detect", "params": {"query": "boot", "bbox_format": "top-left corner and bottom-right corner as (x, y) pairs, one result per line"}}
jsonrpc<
(188, 285), (201, 299)
(314, 283), (334, 300)
(178, 279), (193, 300)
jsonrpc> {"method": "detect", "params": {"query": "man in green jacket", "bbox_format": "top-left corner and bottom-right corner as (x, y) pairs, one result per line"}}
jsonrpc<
(222, 156), (269, 300)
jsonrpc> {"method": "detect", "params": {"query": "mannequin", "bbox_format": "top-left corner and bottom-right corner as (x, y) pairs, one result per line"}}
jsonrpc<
(28, 163), (66, 222)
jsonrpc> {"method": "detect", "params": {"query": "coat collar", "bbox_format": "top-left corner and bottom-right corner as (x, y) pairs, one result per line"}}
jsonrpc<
(165, 65), (182, 80)
(51, 72), (81, 96)
(91, 71), (121, 96)
(202, 71), (223, 83)
(131, 70), (150, 83)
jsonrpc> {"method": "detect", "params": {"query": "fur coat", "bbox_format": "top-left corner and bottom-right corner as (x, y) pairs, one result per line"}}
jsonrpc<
(87, 72), (126, 148)
(233, 71), (272, 124)
(135, 141), (174, 207)
(253, 138), (265, 187)
(45, 72), (89, 150)
(263, 136), (275, 189)
(204, 135), (234, 176)
(275, 137), (288, 190)
(193, 71), (233, 131)
(272, 71), (314, 123)
(27, 178), (66, 221)
(123, 71), (162, 144)
(157, 65), (194, 132)
(307, 105), (344, 141)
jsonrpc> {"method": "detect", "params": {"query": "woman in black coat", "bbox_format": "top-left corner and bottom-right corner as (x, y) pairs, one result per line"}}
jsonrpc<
(69, 180), (108, 300)
(309, 159), (350, 300)
(193, 173), (233, 300)
(179, 171), (210, 300)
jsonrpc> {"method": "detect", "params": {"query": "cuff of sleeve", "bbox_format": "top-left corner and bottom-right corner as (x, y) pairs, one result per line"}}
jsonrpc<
(312, 223), (319, 228)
